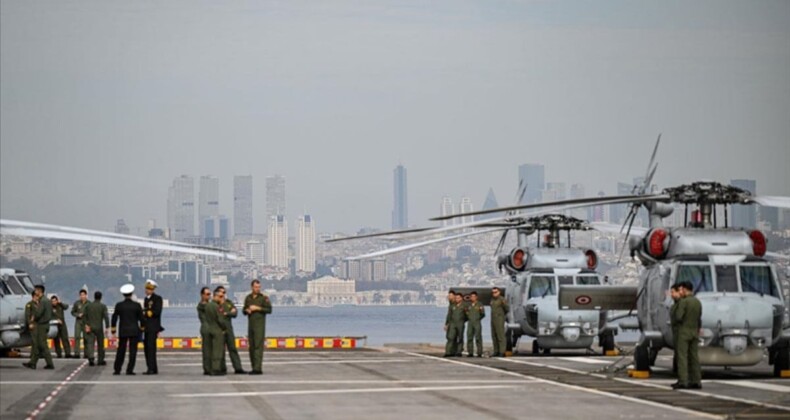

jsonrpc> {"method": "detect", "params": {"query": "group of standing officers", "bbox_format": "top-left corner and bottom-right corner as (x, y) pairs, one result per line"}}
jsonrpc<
(197, 279), (272, 375)
(23, 280), (164, 376)
(444, 287), (509, 358)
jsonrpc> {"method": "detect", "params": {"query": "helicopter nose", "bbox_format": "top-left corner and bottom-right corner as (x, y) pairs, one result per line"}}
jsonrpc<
(562, 327), (581, 342)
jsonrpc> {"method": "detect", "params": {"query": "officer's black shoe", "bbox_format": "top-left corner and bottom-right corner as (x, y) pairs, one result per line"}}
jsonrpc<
(98, 361), (107, 366)
(44, 365), (55, 370)
(689, 383), (702, 389)
(204, 372), (210, 376)
(88, 359), (95, 366)
(235, 369), (247, 374)
(210, 372), (226, 376)
(113, 371), (120, 375)
(22, 362), (35, 369)
(126, 372), (136, 375)
(142, 371), (152, 375)
(249, 370), (263, 375)
(671, 382), (689, 390)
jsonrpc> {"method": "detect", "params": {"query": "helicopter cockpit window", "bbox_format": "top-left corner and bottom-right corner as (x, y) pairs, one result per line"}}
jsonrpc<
(676, 265), (713, 293)
(576, 276), (600, 285)
(529, 276), (555, 298)
(715, 266), (738, 292)
(558, 276), (574, 286)
(5, 277), (26, 295)
(739, 266), (778, 297)
(19, 275), (35, 294)
(0, 280), (11, 296)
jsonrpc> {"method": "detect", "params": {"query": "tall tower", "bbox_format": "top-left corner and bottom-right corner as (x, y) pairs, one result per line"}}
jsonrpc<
(459, 197), (474, 225)
(440, 197), (454, 227)
(731, 179), (757, 229)
(266, 175), (286, 231)
(198, 176), (219, 239)
(234, 175), (253, 237)
(267, 215), (288, 268)
(518, 164), (545, 204)
(392, 165), (408, 229)
(167, 175), (195, 242)
(297, 215), (316, 273)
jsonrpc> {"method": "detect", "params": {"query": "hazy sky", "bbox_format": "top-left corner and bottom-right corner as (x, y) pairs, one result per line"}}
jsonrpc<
(2, 0), (789, 234)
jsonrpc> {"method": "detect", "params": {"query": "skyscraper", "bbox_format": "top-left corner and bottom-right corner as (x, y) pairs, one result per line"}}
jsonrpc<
(266, 175), (286, 231)
(234, 175), (253, 237)
(731, 179), (757, 229)
(610, 182), (634, 224)
(569, 184), (586, 220)
(459, 196), (474, 225)
(518, 164), (545, 204)
(478, 187), (500, 221)
(392, 165), (408, 229)
(167, 175), (195, 241)
(297, 214), (316, 273)
(267, 215), (288, 268)
(245, 240), (265, 265)
(198, 176), (219, 239)
(440, 197), (454, 227)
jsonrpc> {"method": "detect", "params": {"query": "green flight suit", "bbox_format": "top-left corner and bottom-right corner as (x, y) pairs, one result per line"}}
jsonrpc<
(673, 295), (702, 386)
(244, 293), (272, 373)
(24, 299), (38, 361)
(71, 299), (89, 357)
(83, 301), (110, 364)
(197, 301), (211, 374)
(29, 298), (54, 368)
(490, 296), (510, 356)
(670, 299), (679, 372)
(457, 301), (469, 356)
(52, 302), (72, 358)
(204, 300), (226, 375)
(220, 300), (244, 372)
(465, 302), (485, 357)
(444, 303), (467, 356)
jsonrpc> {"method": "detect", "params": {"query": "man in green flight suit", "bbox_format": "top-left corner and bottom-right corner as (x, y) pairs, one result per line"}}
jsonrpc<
(204, 287), (227, 376)
(465, 291), (485, 357)
(490, 287), (510, 357)
(669, 284), (682, 373)
(217, 286), (246, 374)
(84, 291), (110, 366)
(672, 281), (703, 390)
(243, 279), (272, 375)
(443, 292), (467, 357)
(443, 290), (456, 356)
(50, 295), (72, 358)
(23, 290), (40, 366)
(196, 287), (212, 375)
(23, 285), (54, 369)
(71, 289), (89, 359)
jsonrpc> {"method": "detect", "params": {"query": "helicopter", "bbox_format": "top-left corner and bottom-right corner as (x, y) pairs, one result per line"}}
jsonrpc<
(435, 138), (790, 377)
(329, 185), (622, 356)
(0, 219), (236, 354)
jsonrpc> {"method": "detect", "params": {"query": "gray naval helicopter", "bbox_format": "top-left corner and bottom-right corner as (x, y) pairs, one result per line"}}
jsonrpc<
(436, 138), (790, 377)
(0, 219), (236, 354)
(328, 186), (620, 356)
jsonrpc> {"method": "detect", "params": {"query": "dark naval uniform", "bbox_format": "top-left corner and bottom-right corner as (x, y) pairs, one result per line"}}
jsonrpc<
(204, 300), (226, 375)
(28, 298), (54, 368)
(220, 299), (244, 373)
(465, 301), (485, 357)
(244, 293), (272, 374)
(112, 298), (143, 374)
(71, 299), (89, 358)
(84, 300), (110, 365)
(142, 292), (163, 374)
(490, 295), (510, 356)
(674, 294), (702, 387)
(444, 302), (467, 356)
(197, 301), (211, 375)
(52, 301), (72, 358)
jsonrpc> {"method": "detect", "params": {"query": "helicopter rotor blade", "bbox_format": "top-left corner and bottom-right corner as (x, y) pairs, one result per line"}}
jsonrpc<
(616, 211), (638, 265)
(324, 227), (435, 243)
(643, 134), (661, 184)
(748, 196), (790, 209)
(346, 227), (504, 260)
(494, 230), (509, 256)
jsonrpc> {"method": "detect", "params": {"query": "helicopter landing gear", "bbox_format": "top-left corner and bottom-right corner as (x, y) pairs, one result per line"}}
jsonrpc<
(542, 347), (551, 355)
(634, 344), (651, 372)
(649, 348), (660, 366)
(506, 330), (515, 354)
(771, 344), (789, 378)
(600, 332), (616, 355)
(532, 340), (539, 355)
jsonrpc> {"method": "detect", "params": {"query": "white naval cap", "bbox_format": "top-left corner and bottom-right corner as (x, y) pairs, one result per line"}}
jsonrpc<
(120, 284), (135, 295)
(145, 279), (158, 290)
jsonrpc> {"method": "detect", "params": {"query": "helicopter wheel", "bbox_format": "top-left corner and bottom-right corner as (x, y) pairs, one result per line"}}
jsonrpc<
(542, 347), (551, 355)
(773, 346), (789, 378)
(649, 348), (659, 366)
(532, 340), (540, 355)
(600, 333), (615, 355)
(634, 345), (651, 371)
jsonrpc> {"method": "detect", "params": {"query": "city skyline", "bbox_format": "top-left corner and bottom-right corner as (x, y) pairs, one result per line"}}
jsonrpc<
(2, 1), (789, 234)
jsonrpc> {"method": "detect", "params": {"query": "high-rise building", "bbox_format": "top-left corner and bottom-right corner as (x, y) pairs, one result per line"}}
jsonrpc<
(478, 187), (500, 221)
(203, 215), (230, 244)
(459, 197), (474, 225)
(114, 219), (130, 235)
(609, 182), (633, 224)
(761, 207), (780, 231)
(167, 175), (195, 241)
(297, 214), (316, 273)
(234, 175), (253, 237)
(440, 197), (454, 227)
(731, 179), (757, 229)
(569, 184), (586, 220)
(265, 175), (286, 231)
(592, 191), (607, 222)
(518, 164), (545, 204)
(198, 176), (219, 239)
(267, 215), (288, 268)
(245, 240), (265, 265)
(546, 182), (566, 201)
(392, 165), (408, 229)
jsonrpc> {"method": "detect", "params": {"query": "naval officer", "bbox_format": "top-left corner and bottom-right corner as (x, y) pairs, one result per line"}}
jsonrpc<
(243, 279), (272, 375)
(490, 287), (510, 357)
(142, 279), (163, 375)
(112, 284), (143, 375)
(672, 281), (702, 390)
